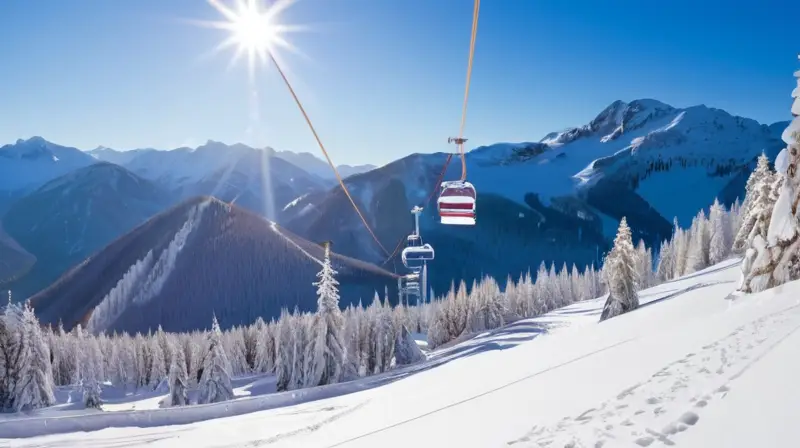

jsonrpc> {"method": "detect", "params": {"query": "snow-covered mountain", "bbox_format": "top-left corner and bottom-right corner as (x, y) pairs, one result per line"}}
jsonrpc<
(30, 196), (399, 334)
(271, 149), (377, 180)
(282, 99), (788, 294)
(0, 137), (97, 211)
(88, 141), (336, 219)
(0, 162), (177, 298)
(88, 143), (376, 214)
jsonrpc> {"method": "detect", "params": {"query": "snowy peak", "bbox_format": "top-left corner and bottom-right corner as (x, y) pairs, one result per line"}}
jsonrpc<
(36, 161), (165, 198)
(0, 137), (97, 192)
(3, 136), (64, 161)
(544, 99), (677, 146)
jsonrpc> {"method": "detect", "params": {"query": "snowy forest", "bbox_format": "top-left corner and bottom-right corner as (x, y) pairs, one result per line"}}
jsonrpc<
(0, 190), (748, 413)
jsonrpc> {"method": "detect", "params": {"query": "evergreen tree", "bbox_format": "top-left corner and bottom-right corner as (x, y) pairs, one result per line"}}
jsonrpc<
(167, 338), (189, 406)
(305, 243), (346, 387)
(197, 314), (234, 404)
(709, 198), (731, 265)
(274, 309), (293, 392)
(733, 153), (773, 253)
(600, 218), (640, 322)
(761, 60), (800, 288)
(739, 162), (780, 292)
(13, 303), (56, 411)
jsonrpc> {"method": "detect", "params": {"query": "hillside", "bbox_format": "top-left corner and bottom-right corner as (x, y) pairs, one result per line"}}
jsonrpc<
(5, 259), (800, 447)
(282, 99), (787, 292)
(30, 196), (400, 334)
(0, 162), (177, 298)
(0, 223), (35, 284)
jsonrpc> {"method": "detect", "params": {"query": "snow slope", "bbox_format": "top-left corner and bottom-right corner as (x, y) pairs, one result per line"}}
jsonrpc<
(6, 258), (800, 447)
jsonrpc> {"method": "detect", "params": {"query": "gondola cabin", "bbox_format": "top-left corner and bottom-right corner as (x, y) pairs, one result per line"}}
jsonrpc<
(437, 181), (476, 225)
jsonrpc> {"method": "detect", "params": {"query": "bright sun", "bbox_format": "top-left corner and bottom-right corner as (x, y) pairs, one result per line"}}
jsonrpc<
(193, 0), (306, 80)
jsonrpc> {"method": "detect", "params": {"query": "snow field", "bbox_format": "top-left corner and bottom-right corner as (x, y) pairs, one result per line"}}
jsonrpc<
(9, 258), (800, 447)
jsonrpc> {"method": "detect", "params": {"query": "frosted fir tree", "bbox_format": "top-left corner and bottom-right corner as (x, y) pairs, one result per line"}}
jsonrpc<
(253, 318), (275, 374)
(167, 338), (189, 406)
(13, 303), (56, 411)
(197, 314), (234, 404)
(733, 153), (774, 253)
(738, 166), (779, 292)
(762, 58), (800, 287)
(305, 242), (346, 387)
(273, 309), (293, 392)
(686, 210), (711, 274)
(148, 337), (166, 389)
(655, 238), (674, 282)
(635, 240), (654, 289)
(600, 218), (640, 322)
(373, 298), (395, 374)
(290, 311), (309, 390)
(80, 327), (104, 409)
(708, 198), (731, 265)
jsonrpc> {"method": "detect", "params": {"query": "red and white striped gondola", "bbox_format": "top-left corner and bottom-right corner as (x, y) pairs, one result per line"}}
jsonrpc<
(437, 180), (476, 226)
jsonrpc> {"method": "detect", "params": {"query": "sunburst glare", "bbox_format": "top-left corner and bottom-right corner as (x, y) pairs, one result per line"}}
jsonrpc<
(187, 0), (311, 221)
(191, 0), (308, 82)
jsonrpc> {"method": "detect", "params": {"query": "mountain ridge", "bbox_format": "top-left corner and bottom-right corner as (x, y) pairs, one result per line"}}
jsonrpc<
(30, 196), (401, 334)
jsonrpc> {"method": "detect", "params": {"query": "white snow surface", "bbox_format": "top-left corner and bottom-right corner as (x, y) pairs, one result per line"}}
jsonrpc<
(6, 258), (800, 447)
(782, 117), (799, 146)
(774, 147), (789, 174)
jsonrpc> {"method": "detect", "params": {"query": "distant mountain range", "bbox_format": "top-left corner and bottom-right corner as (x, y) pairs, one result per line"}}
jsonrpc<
(0, 97), (790, 331)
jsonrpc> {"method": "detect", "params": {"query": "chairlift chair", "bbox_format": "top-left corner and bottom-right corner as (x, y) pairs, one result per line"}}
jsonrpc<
(401, 243), (435, 270)
(437, 180), (476, 225)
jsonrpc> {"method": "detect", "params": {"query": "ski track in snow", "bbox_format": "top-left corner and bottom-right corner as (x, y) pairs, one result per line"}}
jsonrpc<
(509, 302), (800, 447)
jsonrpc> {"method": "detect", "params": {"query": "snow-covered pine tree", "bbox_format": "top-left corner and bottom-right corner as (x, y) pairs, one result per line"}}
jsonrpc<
(148, 336), (166, 389)
(156, 325), (172, 377)
(305, 242), (346, 387)
(600, 217), (640, 322)
(0, 297), (24, 410)
(738, 166), (779, 292)
(79, 326), (103, 409)
(167, 337), (189, 406)
(655, 238), (674, 282)
(733, 153), (773, 253)
(373, 298), (395, 374)
(709, 198), (731, 265)
(253, 317), (275, 374)
(289, 310), (309, 390)
(635, 239), (654, 289)
(197, 314), (234, 404)
(686, 210), (711, 274)
(274, 309), (293, 392)
(762, 58), (800, 287)
(13, 303), (56, 411)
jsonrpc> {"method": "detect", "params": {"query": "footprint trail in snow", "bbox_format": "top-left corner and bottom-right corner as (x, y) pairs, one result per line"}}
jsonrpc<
(508, 303), (800, 447)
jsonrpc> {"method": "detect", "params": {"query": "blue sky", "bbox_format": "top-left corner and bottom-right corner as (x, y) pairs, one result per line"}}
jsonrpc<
(0, 0), (797, 166)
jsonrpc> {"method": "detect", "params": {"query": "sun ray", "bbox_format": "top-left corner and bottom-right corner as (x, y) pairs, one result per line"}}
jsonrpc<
(189, 0), (310, 78)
